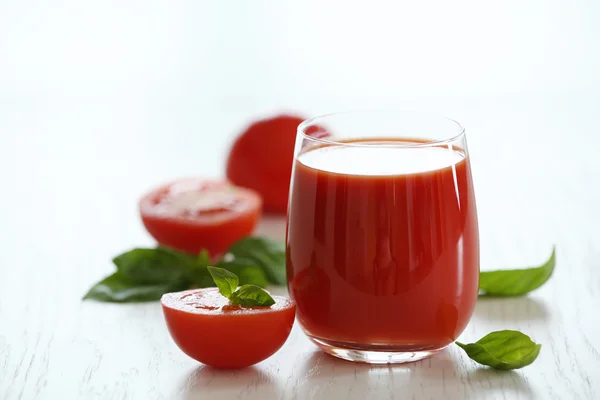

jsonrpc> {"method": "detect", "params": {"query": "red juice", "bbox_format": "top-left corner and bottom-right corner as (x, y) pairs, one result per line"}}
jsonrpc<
(286, 139), (479, 351)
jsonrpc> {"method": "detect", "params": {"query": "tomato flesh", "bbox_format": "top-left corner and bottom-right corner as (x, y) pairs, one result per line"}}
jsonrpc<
(140, 179), (261, 255)
(162, 288), (296, 369)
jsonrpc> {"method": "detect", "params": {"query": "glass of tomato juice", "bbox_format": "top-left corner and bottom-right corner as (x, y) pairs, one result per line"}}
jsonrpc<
(286, 111), (479, 364)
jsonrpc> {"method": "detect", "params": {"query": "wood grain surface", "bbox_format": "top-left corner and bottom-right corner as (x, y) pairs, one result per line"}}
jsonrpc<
(1, 1), (599, 399)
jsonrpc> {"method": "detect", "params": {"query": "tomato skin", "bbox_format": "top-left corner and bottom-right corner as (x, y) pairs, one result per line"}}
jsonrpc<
(162, 289), (296, 369)
(141, 209), (258, 256)
(140, 179), (262, 256)
(226, 115), (306, 214)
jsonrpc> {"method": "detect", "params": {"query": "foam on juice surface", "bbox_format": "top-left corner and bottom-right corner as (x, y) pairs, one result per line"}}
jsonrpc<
(298, 144), (465, 176)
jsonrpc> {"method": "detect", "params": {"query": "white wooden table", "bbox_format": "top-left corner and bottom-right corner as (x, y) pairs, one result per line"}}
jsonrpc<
(1, 1), (599, 399)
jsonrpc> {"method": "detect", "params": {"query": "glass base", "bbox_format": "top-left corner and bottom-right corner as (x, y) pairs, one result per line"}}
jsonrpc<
(308, 336), (446, 364)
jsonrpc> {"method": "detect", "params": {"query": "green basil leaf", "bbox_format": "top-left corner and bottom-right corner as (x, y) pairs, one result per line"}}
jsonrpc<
(229, 284), (276, 307)
(456, 330), (541, 370)
(198, 249), (211, 267)
(207, 266), (239, 298)
(83, 272), (188, 302)
(479, 247), (556, 296)
(235, 266), (269, 287)
(184, 249), (215, 287)
(215, 258), (269, 287)
(113, 247), (198, 284)
(185, 266), (215, 288)
(226, 237), (287, 284)
(156, 246), (204, 267)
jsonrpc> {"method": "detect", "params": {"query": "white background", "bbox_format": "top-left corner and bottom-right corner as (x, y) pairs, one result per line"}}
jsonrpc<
(0, 1), (599, 399)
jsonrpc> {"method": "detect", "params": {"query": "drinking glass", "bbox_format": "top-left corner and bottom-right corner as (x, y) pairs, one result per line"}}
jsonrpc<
(286, 110), (479, 364)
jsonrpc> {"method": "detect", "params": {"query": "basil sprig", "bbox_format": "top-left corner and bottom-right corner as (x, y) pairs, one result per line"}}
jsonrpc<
(84, 236), (284, 302)
(479, 247), (556, 296)
(208, 266), (275, 307)
(456, 330), (542, 370)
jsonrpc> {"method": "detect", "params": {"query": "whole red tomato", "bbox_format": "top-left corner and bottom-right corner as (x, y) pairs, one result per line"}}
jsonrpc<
(226, 114), (326, 214)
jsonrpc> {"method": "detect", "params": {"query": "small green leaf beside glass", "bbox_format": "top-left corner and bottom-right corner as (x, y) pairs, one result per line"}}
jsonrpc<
(479, 247), (556, 297)
(208, 266), (275, 307)
(456, 330), (542, 370)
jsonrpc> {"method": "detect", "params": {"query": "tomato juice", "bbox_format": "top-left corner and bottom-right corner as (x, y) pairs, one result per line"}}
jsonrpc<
(286, 139), (479, 352)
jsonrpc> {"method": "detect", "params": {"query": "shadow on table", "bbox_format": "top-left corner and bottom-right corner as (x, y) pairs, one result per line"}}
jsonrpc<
(295, 349), (534, 400)
(181, 364), (280, 400)
(473, 296), (549, 322)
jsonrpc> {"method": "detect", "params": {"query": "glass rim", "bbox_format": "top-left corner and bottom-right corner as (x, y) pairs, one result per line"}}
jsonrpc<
(297, 109), (465, 148)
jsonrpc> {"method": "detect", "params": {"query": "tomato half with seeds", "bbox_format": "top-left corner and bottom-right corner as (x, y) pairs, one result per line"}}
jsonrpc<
(161, 288), (296, 369)
(139, 179), (261, 256)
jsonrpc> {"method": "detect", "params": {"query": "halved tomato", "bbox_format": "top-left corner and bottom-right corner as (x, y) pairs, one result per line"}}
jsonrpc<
(161, 288), (296, 369)
(139, 179), (261, 255)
